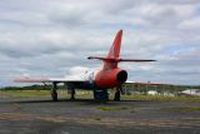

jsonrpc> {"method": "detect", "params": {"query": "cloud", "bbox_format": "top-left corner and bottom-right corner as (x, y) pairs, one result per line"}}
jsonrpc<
(0, 0), (200, 86)
(178, 17), (200, 29)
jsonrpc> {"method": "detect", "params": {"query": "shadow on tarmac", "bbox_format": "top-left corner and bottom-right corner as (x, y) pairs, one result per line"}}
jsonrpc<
(1, 98), (149, 105)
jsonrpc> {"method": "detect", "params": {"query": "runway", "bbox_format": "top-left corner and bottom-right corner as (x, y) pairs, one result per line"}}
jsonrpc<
(0, 97), (199, 134)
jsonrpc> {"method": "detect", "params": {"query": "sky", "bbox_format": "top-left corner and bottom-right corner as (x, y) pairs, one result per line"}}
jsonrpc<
(0, 0), (200, 87)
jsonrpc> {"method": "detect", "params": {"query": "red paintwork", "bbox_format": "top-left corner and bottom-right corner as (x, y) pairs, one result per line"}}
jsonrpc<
(94, 30), (125, 88)
(95, 68), (124, 88)
(107, 30), (122, 58)
(92, 29), (156, 89)
(103, 30), (123, 70)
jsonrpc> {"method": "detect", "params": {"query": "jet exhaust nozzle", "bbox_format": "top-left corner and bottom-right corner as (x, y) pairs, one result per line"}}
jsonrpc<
(117, 70), (128, 83)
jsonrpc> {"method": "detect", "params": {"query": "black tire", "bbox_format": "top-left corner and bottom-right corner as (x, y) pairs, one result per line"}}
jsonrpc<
(93, 89), (109, 103)
(51, 91), (58, 101)
(114, 91), (120, 101)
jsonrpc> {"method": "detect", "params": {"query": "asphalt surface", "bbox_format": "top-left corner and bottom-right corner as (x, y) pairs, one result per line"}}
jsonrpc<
(0, 97), (199, 134)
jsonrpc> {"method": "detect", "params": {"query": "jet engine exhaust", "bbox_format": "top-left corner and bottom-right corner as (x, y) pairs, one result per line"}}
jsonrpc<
(117, 70), (127, 83)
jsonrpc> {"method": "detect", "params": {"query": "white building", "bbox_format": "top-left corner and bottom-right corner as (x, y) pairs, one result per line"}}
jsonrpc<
(181, 89), (200, 96)
(147, 90), (158, 95)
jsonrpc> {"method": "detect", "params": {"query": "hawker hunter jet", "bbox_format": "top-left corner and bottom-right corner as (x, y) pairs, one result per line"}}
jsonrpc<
(15, 30), (156, 102)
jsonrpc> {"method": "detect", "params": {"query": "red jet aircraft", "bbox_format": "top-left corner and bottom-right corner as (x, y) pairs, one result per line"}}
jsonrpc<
(15, 30), (156, 102)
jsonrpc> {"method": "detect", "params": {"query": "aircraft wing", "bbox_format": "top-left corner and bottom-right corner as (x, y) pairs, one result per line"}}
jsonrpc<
(14, 77), (87, 83)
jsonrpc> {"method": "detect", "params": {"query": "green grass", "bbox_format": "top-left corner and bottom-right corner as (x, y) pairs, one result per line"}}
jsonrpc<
(0, 90), (50, 98)
(121, 94), (200, 103)
(0, 90), (200, 103)
(0, 90), (93, 99)
(97, 106), (130, 111)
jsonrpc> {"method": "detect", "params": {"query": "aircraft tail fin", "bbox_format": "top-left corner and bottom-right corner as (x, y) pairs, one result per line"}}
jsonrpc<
(107, 29), (123, 58)
(88, 30), (156, 69)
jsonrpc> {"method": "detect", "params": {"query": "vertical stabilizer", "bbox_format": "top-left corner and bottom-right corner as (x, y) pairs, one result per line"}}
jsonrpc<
(107, 30), (123, 58)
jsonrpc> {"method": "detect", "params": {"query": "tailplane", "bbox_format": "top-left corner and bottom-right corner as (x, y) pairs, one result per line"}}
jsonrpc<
(88, 30), (156, 69)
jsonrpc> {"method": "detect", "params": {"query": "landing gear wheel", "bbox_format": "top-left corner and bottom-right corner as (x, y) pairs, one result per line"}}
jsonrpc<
(114, 90), (120, 101)
(51, 82), (58, 101)
(70, 89), (75, 101)
(93, 89), (109, 103)
(51, 90), (58, 101)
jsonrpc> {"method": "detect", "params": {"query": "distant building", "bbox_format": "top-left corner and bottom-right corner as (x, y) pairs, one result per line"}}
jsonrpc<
(181, 89), (200, 96)
(147, 90), (158, 95)
(163, 92), (175, 97)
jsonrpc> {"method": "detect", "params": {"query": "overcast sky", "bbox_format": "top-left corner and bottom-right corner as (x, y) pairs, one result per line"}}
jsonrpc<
(0, 0), (200, 87)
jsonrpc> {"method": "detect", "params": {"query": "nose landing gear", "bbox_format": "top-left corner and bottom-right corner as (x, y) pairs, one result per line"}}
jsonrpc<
(51, 82), (58, 101)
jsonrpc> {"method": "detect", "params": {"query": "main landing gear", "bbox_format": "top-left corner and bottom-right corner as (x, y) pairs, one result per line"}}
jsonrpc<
(51, 83), (76, 101)
(114, 86), (124, 101)
(93, 88), (109, 103)
(114, 88), (120, 101)
(51, 82), (58, 101)
(68, 88), (76, 101)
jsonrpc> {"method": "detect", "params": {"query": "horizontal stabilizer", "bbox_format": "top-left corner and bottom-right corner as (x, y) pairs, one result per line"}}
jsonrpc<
(87, 56), (115, 62)
(88, 56), (107, 60)
(88, 56), (156, 62)
(119, 59), (156, 62)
